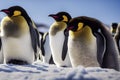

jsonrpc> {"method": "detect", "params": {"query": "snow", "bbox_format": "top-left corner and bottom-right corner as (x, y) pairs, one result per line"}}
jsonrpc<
(0, 61), (120, 80)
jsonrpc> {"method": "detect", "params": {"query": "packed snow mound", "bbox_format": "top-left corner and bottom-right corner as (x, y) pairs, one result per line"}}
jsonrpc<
(0, 62), (120, 80)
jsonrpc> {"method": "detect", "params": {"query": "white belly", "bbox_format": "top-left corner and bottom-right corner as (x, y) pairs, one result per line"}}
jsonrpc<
(49, 31), (71, 67)
(43, 35), (52, 63)
(68, 36), (99, 67)
(2, 33), (34, 64)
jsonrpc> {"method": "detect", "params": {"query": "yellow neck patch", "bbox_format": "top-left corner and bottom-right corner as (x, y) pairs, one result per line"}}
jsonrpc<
(62, 15), (68, 22)
(69, 25), (93, 40)
(13, 10), (21, 16)
(77, 22), (84, 31)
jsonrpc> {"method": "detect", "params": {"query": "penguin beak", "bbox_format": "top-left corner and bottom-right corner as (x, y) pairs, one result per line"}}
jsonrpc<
(0, 9), (10, 14)
(49, 14), (59, 19)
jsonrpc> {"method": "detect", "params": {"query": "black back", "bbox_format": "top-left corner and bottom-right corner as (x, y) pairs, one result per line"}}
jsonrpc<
(68, 16), (120, 71)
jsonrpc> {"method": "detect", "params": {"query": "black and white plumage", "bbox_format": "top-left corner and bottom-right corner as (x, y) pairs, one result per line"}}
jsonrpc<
(49, 12), (72, 67)
(114, 23), (120, 53)
(39, 32), (54, 64)
(111, 23), (118, 37)
(0, 6), (40, 65)
(67, 16), (120, 71)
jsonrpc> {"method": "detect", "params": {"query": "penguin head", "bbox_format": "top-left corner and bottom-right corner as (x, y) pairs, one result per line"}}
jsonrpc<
(1, 6), (28, 17)
(67, 18), (83, 32)
(111, 23), (118, 29)
(67, 16), (97, 39)
(111, 23), (118, 35)
(1, 6), (33, 27)
(67, 16), (102, 33)
(49, 12), (71, 23)
(0, 6), (33, 37)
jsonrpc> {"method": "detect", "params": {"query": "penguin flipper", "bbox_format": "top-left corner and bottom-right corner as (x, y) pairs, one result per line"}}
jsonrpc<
(29, 22), (40, 60)
(35, 29), (40, 48)
(94, 32), (106, 66)
(114, 25), (120, 59)
(100, 26), (120, 71)
(62, 30), (68, 61)
(0, 38), (3, 64)
(40, 32), (48, 56)
(0, 38), (2, 50)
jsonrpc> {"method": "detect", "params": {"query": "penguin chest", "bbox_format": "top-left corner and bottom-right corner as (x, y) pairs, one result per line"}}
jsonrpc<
(2, 33), (34, 64)
(49, 31), (64, 60)
(49, 31), (66, 66)
(43, 35), (52, 63)
(0, 16), (29, 37)
(68, 34), (99, 67)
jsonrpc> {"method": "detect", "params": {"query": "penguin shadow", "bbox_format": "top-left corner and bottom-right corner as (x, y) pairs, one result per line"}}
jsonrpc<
(0, 64), (48, 73)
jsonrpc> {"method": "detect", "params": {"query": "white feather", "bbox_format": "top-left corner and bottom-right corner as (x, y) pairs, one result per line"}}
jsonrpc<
(49, 22), (71, 67)
(0, 16), (35, 64)
(2, 33), (35, 64)
(43, 34), (52, 63)
(68, 29), (99, 67)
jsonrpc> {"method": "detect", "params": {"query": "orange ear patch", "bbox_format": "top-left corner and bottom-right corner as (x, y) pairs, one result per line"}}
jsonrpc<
(13, 10), (21, 16)
(62, 15), (68, 22)
(77, 22), (84, 31)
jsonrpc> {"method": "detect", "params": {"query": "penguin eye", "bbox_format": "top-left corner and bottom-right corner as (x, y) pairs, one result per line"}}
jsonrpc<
(62, 15), (68, 22)
(77, 22), (84, 31)
(13, 10), (21, 16)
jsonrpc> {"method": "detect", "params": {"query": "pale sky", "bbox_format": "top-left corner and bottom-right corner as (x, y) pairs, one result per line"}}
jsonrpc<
(0, 0), (120, 26)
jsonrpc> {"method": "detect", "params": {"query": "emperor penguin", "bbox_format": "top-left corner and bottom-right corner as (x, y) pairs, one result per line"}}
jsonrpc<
(111, 23), (118, 37)
(0, 6), (40, 65)
(114, 23), (120, 54)
(40, 32), (54, 64)
(49, 12), (72, 67)
(67, 16), (120, 71)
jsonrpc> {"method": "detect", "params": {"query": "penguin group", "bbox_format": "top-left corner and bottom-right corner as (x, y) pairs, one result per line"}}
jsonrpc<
(0, 6), (120, 71)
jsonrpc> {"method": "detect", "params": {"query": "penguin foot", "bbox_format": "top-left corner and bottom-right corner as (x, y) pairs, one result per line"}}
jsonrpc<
(7, 59), (29, 65)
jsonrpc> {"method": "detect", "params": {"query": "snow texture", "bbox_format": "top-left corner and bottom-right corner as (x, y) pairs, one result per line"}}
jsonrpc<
(0, 61), (120, 80)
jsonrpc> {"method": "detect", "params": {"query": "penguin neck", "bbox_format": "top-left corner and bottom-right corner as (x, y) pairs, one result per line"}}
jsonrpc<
(50, 22), (67, 36)
(20, 12), (33, 29)
(1, 16), (29, 37)
(69, 26), (94, 42)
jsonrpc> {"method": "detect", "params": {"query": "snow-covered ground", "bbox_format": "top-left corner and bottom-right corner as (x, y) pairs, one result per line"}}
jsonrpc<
(0, 61), (120, 80)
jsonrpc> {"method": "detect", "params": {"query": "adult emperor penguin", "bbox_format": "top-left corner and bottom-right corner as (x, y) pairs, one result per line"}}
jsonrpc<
(111, 23), (118, 37)
(0, 6), (40, 65)
(67, 16), (120, 71)
(114, 23), (120, 54)
(40, 32), (54, 64)
(49, 12), (72, 67)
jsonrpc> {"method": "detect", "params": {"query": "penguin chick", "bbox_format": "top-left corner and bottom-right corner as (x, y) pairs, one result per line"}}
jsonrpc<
(0, 6), (40, 65)
(49, 12), (72, 67)
(67, 16), (120, 71)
